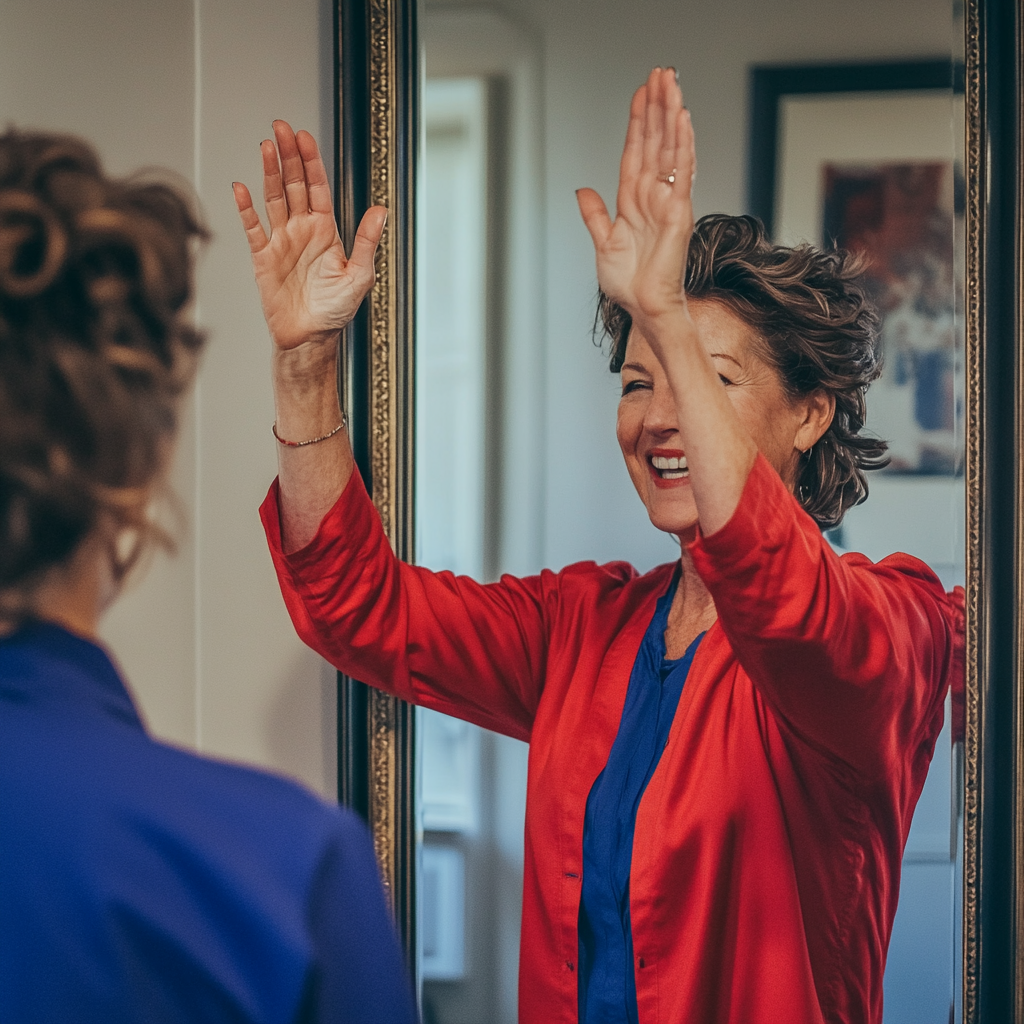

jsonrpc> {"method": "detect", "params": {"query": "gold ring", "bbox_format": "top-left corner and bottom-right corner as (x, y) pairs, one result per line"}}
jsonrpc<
(659, 168), (677, 185)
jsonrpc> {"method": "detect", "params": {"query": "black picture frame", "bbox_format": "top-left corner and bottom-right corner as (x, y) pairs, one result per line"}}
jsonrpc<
(747, 58), (961, 236)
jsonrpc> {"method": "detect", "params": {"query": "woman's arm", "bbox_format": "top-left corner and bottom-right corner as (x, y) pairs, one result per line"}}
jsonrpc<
(576, 69), (756, 535)
(233, 121), (385, 553)
(691, 453), (956, 776)
(303, 812), (417, 1024)
(241, 123), (556, 738)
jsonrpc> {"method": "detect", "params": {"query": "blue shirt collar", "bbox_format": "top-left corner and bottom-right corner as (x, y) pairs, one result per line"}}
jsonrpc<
(0, 620), (144, 731)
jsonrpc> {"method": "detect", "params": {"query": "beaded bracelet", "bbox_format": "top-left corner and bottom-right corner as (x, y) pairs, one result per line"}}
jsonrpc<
(272, 412), (348, 447)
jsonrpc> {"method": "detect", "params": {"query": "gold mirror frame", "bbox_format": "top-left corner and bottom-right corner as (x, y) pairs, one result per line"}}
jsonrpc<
(334, 0), (1024, 1016)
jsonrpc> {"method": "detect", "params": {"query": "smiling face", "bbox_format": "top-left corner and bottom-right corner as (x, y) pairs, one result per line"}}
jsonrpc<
(616, 298), (824, 541)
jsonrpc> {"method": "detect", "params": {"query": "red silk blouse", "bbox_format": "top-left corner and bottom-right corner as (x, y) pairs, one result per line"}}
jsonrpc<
(260, 453), (963, 1024)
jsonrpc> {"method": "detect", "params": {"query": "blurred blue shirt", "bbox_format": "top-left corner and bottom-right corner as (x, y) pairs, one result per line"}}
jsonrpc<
(0, 621), (417, 1024)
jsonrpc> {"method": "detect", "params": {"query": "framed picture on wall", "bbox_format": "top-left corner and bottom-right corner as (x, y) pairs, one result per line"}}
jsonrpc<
(748, 60), (964, 475)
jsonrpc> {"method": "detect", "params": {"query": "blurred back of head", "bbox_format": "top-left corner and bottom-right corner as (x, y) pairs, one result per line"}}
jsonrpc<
(0, 129), (208, 614)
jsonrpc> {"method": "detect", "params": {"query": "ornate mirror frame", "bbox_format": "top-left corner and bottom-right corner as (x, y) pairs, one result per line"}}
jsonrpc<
(333, 0), (1024, 1017)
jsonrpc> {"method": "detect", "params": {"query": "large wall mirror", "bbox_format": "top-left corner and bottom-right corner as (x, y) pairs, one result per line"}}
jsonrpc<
(335, 0), (1023, 1020)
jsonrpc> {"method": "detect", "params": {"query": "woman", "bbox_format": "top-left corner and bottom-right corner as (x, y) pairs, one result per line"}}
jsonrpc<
(240, 70), (962, 1024)
(0, 129), (416, 1024)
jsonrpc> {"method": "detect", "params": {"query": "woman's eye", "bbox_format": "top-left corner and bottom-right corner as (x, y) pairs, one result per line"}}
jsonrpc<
(718, 373), (734, 386)
(621, 379), (650, 396)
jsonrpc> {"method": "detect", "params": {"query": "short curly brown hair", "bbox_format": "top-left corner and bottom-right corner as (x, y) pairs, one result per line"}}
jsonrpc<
(597, 213), (888, 529)
(0, 128), (208, 606)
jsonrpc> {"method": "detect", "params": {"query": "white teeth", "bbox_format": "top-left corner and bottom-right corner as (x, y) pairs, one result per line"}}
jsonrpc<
(652, 455), (688, 472)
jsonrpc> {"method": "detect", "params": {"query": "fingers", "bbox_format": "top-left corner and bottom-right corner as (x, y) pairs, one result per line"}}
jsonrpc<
(660, 70), (682, 183)
(261, 138), (288, 233)
(296, 130), (333, 215)
(259, 122), (334, 233)
(641, 68), (665, 192)
(576, 188), (613, 250)
(232, 181), (269, 253)
(273, 120), (310, 217)
(677, 108), (697, 195)
(617, 85), (646, 218)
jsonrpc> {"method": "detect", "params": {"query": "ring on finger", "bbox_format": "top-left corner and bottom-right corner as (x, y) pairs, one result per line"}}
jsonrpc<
(658, 168), (677, 185)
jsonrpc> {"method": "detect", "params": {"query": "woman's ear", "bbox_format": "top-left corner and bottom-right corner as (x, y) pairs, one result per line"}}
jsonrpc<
(794, 389), (836, 452)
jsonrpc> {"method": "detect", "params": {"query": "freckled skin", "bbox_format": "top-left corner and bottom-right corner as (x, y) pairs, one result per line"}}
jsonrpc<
(616, 299), (815, 545)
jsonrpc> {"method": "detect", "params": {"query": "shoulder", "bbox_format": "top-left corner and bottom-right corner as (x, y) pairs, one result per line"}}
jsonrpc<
(837, 546), (948, 597)
(147, 738), (364, 867)
(535, 557), (674, 591)
(7, 706), (364, 895)
(1, 714), (378, 1022)
(517, 556), (675, 607)
(520, 558), (676, 635)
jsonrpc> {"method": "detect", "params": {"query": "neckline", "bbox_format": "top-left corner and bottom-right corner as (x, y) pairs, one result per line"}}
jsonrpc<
(0, 620), (142, 730)
(663, 630), (705, 667)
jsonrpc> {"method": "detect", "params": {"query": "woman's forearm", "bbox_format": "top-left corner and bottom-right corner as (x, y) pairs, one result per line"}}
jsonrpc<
(234, 122), (385, 553)
(639, 307), (757, 536)
(272, 339), (355, 554)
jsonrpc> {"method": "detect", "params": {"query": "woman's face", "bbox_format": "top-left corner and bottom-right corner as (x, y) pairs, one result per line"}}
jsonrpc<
(616, 298), (819, 541)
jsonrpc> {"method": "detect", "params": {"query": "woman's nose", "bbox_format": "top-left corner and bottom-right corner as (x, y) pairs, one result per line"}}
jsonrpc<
(643, 383), (679, 434)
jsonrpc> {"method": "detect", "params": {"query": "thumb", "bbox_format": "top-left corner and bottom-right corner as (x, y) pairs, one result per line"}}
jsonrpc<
(349, 205), (388, 271)
(576, 188), (613, 249)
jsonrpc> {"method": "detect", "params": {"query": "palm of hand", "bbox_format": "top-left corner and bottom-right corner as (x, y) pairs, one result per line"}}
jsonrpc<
(595, 195), (692, 322)
(235, 123), (384, 353)
(254, 213), (362, 351)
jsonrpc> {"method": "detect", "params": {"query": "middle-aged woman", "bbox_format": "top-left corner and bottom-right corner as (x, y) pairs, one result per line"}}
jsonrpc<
(238, 69), (963, 1024)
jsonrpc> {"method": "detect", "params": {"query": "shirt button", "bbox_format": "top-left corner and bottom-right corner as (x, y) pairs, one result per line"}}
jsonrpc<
(566, 961), (575, 972)
(638, 957), (646, 969)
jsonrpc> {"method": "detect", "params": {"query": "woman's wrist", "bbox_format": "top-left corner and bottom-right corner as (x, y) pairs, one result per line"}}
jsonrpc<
(632, 302), (698, 360)
(272, 338), (345, 440)
(633, 294), (689, 325)
(272, 333), (340, 385)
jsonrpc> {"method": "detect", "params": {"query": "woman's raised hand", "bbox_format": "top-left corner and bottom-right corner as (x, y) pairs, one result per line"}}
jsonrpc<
(233, 121), (386, 352)
(577, 68), (696, 329)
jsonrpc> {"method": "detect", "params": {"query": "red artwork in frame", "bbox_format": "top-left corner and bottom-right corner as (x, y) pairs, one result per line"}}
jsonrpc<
(822, 161), (960, 473)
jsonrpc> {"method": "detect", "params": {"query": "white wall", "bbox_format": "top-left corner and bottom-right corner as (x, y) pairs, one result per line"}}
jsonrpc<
(0, 0), (338, 798)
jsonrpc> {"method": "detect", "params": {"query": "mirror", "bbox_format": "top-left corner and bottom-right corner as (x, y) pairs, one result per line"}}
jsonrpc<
(336, 0), (1024, 1020)
(413, 4), (963, 1023)
(407, 2), (966, 1024)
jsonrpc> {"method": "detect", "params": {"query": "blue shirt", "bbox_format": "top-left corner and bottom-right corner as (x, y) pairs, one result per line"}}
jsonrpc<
(578, 575), (704, 1024)
(0, 621), (417, 1024)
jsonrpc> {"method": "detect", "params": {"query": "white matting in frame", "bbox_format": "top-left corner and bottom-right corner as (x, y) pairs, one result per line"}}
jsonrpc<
(774, 91), (957, 249)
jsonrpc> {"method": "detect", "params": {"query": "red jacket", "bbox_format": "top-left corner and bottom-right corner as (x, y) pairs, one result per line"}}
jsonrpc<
(261, 454), (963, 1024)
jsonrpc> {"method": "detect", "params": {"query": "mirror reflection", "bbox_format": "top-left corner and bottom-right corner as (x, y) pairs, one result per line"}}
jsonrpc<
(416, 2), (964, 1023)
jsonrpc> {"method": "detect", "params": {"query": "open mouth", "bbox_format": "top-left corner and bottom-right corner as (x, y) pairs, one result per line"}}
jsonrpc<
(649, 453), (689, 480)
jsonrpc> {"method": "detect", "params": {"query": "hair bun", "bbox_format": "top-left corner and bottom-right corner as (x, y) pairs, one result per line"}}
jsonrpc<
(0, 127), (207, 599)
(0, 189), (68, 298)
